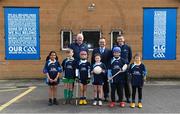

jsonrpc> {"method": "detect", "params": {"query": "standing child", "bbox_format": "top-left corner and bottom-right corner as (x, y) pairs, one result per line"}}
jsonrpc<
(76, 51), (91, 105)
(61, 49), (77, 104)
(43, 51), (62, 106)
(108, 47), (128, 108)
(91, 53), (106, 106)
(129, 53), (147, 108)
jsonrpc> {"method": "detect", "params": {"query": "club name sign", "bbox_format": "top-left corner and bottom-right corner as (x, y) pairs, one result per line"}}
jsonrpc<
(143, 8), (177, 60)
(4, 7), (40, 60)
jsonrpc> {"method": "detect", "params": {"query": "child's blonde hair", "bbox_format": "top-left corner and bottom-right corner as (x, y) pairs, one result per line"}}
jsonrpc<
(133, 52), (141, 59)
(66, 48), (73, 54)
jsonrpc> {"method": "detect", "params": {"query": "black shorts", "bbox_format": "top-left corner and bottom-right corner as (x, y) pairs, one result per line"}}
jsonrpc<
(79, 79), (89, 85)
(92, 79), (104, 85)
(46, 78), (60, 86)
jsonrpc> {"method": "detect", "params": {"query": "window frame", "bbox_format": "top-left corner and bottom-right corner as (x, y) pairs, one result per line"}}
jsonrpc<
(60, 30), (72, 50)
(110, 29), (123, 49)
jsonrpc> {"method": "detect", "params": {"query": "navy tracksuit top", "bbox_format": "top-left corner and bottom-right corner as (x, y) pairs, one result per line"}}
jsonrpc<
(114, 44), (132, 64)
(68, 43), (88, 61)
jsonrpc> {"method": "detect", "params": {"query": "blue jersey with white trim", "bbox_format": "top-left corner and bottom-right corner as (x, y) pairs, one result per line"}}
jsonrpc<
(91, 62), (106, 83)
(129, 63), (147, 87)
(43, 60), (62, 79)
(109, 57), (127, 83)
(62, 58), (77, 79)
(77, 60), (91, 80)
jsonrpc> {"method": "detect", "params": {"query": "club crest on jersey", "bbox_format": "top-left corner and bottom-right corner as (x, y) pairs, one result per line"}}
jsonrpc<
(80, 67), (87, 71)
(133, 71), (141, 75)
(113, 65), (121, 70)
(50, 67), (57, 72)
(67, 65), (73, 69)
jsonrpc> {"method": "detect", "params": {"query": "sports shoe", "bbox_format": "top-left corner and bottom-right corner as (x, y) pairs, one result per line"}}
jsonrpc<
(98, 100), (103, 106)
(126, 98), (130, 103)
(109, 102), (115, 107)
(83, 99), (87, 105)
(79, 99), (83, 105)
(69, 99), (73, 104)
(93, 100), (97, 106)
(104, 97), (108, 102)
(130, 102), (135, 108)
(138, 102), (143, 108)
(53, 98), (58, 105)
(120, 102), (125, 107)
(48, 99), (53, 106)
(63, 100), (67, 105)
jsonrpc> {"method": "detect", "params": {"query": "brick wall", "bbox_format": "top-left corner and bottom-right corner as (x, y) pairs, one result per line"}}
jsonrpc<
(0, 0), (180, 79)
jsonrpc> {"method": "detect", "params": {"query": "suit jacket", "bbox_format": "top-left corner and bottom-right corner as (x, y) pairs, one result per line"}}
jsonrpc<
(91, 47), (112, 69)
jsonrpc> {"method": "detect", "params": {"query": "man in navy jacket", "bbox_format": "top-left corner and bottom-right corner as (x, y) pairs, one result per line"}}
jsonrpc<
(69, 33), (88, 61)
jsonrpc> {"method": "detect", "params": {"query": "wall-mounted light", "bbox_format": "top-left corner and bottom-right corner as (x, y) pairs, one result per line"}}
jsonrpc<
(88, 3), (95, 11)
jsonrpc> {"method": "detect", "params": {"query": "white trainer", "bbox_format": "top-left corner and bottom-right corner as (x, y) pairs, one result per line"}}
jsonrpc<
(98, 100), (103, 106)
(93, 100), (97, 106)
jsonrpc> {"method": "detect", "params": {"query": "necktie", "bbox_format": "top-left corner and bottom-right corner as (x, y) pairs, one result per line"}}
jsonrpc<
(100, 48), (104, 54)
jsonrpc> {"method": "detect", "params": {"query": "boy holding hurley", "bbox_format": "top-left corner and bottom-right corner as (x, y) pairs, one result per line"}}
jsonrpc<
(108, 47), (128, 108)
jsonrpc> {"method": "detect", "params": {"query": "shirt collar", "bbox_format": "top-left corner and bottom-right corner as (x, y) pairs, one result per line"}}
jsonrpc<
(99, 46), (105, 49)
(80, 59), (87, 63)
(113, 57), (121, 60)
(48, 59), (56, 65)
(95, 62), (102, 65)
(76, 42), (83, 46)
(67, 57), (74, 61)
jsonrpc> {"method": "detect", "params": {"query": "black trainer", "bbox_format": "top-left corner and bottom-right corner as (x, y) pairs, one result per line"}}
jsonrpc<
(126, 98), (130, 103)
(53, 98), (59, 105)
(48, 98), (53, 106)
(104, 97), (108, 102)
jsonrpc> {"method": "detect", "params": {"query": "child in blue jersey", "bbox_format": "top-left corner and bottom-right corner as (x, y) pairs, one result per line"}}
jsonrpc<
(61, 49), (77, 104)
(91, 53), (106, 106)
(108, 47), (128, 108)
(43, 51), (62, 106)
(129, 53), (147, 108)
(76, 51), (91, 105)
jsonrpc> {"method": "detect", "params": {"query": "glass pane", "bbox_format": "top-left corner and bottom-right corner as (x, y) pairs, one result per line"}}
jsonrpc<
(112, 31), (119, 46)
(82, 31), (100, 49)
(63, 31), (70, 48)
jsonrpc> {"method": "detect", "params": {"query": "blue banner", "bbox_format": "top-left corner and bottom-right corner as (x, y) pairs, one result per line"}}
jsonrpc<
(143, 8), (177, 60)
(4, 7), (40, 60)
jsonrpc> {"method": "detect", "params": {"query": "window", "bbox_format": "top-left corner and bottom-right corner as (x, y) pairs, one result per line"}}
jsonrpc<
(61, 30), (72, 50)
(81, 30), (101, 50)
(110, 30), (123, 48)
